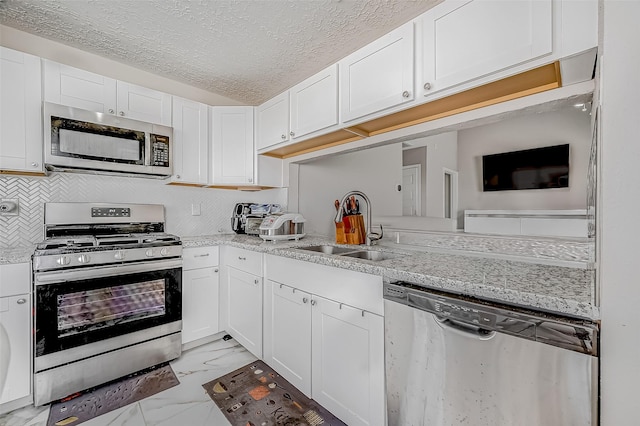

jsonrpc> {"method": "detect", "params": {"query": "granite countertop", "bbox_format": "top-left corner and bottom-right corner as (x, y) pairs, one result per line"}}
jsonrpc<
(1, 234), (597, 320)
(182, 234), (598, 321)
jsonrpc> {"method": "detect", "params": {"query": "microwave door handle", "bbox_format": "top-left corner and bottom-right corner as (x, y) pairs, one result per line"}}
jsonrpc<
(145, 132), (151, 166)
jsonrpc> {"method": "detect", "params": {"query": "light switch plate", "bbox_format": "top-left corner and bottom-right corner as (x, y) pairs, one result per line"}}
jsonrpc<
(191, 203), (201, 216)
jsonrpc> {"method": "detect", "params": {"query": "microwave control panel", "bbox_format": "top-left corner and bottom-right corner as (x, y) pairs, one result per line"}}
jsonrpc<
(151, 134), (170, 167)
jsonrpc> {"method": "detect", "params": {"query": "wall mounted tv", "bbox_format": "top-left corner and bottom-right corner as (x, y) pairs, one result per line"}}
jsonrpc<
(482, 144), (569, 191)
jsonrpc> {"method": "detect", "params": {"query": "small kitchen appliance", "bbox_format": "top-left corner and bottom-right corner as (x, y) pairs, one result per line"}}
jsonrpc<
(259, 213), (306, 241)
(32, 202), (182, 405)
(44, 103), (173, 178)
(231, 203), (281, 235)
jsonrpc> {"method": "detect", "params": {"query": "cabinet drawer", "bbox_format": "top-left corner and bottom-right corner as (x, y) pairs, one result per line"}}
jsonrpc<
(223, 246), (263, 276)
(183, 246), (219, 270)
(0, 263), (31, 298)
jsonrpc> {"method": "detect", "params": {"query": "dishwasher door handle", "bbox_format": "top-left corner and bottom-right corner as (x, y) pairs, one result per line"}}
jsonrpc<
(435, 316), (496, 341)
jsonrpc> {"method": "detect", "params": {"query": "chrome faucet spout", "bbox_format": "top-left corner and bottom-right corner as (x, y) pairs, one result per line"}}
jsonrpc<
(335, 190), (383, 246)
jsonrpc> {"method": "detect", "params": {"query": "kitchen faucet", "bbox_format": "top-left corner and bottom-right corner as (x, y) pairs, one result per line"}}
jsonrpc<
(335, 190), (383, 246)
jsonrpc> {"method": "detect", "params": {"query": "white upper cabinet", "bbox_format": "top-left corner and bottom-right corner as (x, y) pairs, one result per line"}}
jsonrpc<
(420, 0), (553, 97)
(0, 47), (43, 174)
(290, 64), (339, 140)
(171, 97), (209, 185)
(210, 106), (254, 185)
(340, 21), (415, 123)
(116, 81), (172, 126)
(43, 60), (171, 126)
(256, 64), (340, 152)
(256, 91), (290, 150)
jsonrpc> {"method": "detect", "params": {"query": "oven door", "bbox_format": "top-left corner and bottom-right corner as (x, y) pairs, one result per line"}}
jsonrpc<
(34, 259), (181, 369)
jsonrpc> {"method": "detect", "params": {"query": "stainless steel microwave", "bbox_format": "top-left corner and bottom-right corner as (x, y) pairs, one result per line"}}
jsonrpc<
(43, 102), (173, 178)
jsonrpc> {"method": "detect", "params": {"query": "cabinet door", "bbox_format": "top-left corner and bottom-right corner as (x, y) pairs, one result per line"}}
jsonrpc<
(116, 81), (172, 126)
(182, 267), (220, 345)
(171, 97), (209, 185)
(340, 21), (414, 123)
(256, 91), (289, 150)
(43, 59), (117, 114)
(290, 64), (338, 140)
(263, 281), (312, 396)
(421, 0), (553, 97)
(211, 106), (254, 185)
(226, 266), (263, 358)
(0, 294), (31, 405)
(0, 47), (43, 173)
(311, 297), (385, 426)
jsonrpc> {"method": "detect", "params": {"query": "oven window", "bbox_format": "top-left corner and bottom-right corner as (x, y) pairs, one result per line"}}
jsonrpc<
(57, 279), (166, 337)
(35, 267), (181, 357)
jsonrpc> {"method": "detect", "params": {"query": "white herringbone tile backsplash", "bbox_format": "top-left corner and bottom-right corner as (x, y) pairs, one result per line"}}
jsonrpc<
(0, 173), (287, 249)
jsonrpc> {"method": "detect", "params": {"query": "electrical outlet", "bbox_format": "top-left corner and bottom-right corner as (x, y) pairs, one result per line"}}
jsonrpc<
(0, 198), (19, 216)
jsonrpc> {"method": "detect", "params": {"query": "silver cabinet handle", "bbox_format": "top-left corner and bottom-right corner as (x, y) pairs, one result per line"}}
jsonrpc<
(108, 109), (115, 114)
(176, 175), (181, 179)
(238, 256), (246, 260)
(254, 279), (259, 285)
(289, 131), (295, 137)
(310, 299), (316, 306)
(402, 90), (410, 98)
(195, 253), (210, 257)
(303, 297), (308, 304)
(31, 162), (38, 167)
(248, 178), (253, 183)
(214, 268), (219, 273)
(119, 111), (125, 116)
(281, 134), (286, 139)
(17, 298), (27, 304)
(424, 82), (432, 90)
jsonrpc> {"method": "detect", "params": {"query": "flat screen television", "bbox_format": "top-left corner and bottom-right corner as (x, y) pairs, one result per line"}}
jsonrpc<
(482, 144), (569, 191)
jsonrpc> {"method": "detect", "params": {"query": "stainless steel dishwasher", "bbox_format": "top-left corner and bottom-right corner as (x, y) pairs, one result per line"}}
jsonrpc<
(384, 280), (599, 426)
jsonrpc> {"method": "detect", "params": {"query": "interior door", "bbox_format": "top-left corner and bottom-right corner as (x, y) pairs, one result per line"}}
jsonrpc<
(402, 165), (421, 216)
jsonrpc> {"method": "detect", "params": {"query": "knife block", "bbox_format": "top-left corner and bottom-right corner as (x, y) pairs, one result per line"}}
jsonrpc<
(337, 215), (365, 245)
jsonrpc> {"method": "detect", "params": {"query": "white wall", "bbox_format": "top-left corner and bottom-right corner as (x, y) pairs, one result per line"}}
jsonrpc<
(0, 25), (243, 107)
(402, 131), (458, 218)
(456, 107), (591, 226)
(296, 144), (402, 236)
(599, 2), (640, 424)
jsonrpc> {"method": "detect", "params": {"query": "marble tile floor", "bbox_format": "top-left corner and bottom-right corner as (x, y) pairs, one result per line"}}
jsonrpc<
(0, 337), (257, 426)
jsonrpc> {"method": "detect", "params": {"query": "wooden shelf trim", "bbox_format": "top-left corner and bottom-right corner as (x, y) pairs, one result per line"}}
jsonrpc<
(260, 62), (562, 159)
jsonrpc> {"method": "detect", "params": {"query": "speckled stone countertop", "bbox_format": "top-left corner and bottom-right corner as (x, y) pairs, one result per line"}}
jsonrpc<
(0, 247), (34, 264)
(182, 234), (598, 321)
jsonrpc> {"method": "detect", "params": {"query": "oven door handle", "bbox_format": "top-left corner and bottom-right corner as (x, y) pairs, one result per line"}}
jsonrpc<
(34, 259), (183, 285)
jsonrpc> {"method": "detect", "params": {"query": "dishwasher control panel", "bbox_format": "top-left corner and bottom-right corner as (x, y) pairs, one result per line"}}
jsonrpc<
(433, 300), (497, 327)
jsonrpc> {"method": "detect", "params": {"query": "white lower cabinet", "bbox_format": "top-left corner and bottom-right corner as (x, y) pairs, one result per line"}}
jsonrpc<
(225, 267), (263, 358)
(311, 296), (384, 426)
(264, 282), (313, 395)
(0, 263), (32, 413)
(182, 247), (220, 346)
(264, 255), (385, 426)
(222, 246), (264, 358)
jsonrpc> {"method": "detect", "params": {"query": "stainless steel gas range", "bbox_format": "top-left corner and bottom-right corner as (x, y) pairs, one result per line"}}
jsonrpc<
(32, 202), (183, 406)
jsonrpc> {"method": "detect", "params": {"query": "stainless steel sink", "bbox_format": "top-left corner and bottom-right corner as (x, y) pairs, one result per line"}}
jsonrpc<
(298, 245), (357, 255)
(298, 245), (401, 262)
(341, 250), (401, 261)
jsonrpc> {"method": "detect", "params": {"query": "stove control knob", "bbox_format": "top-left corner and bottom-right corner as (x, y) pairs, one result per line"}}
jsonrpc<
(78, 254), (91, 264)
(56, 256), (70, 266)
(160, 248), (169, 256)
(145, 249), (155, 258)
(114, 250), (125, 260)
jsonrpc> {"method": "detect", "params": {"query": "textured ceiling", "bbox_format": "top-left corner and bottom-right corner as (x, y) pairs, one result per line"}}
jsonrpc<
(0, 0), (441, 105)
